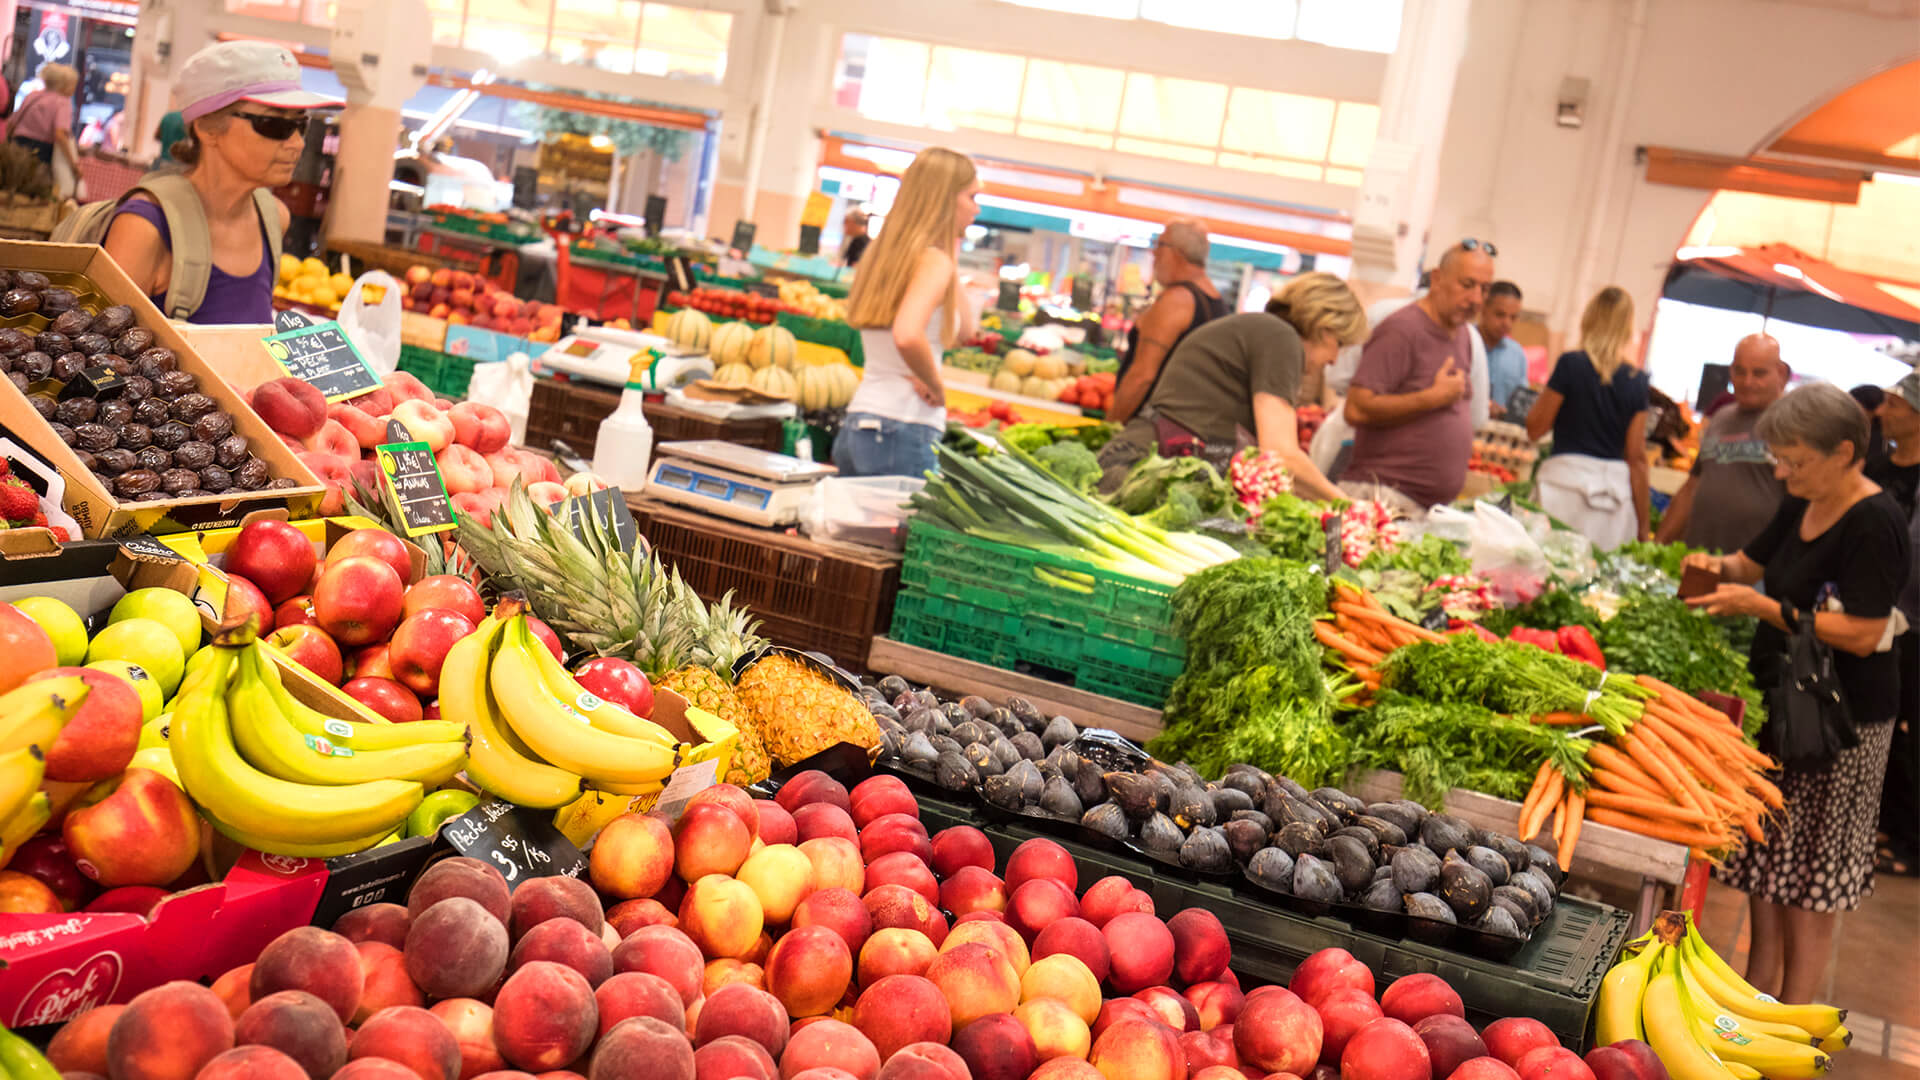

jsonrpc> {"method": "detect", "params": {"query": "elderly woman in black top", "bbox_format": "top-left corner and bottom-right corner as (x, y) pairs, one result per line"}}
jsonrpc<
(1684, 381), (1912, 1005)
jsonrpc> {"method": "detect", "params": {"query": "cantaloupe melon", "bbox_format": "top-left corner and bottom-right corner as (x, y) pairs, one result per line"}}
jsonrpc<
(1020, 375), (1051, 399)
(667, 309), (712, 351)
(990, 370), (1024, 393)
(748, 365), (798, 398)
(1002, 348), (1038, 377)
(1034, 353), (1068, 380)
(712, 362), (754, 386)
(797, 363), (859, 411)
(747, 325), (799, 370)
(710, 321), (754, 367)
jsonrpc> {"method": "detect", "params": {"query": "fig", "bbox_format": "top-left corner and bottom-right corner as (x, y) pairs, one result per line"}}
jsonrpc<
(1365, 802), (1422, 838)
(1267, 793), (1334, 836)
(1391, 846), (1443, 895)
(1463, 845), (1511, 886)
(1012, 700), (1049, 733)
(1071, 754), (1107, 807)
(1038, 775), (1082, 818)
(1170, 781), (1216, 828)
(929, 734), (961, 757)
(1361, 877), (1401, 912)
(1271, 775), (1312, 802)
(1246, 846), (1295, 892)
(1106, 772), (1159, 820)
(1332, 825), (1381, 863)
(1311, 787), (1366, 821)
(950, 720), (985, 746)
(934, 750), (978, 791)
(982, 771), (1026, 810)
(1290, 853), (1343, 903)
(1512, 868), (1556, 919)
(901, 731), (938, 766)
(1351, 815), (1408, 849)
(1486, 834), (1533, 878)
(1229, 809), (1272, 832)
(877, 676), (910, 698)
(1221, 818), (1267, 865)
(1081, 802), (1130, 840)
(1139, 811), (1184, 853)
(1179, 827), (1233, 872)
(1008, 759), (1044, 802)
(1209, 787), (1255, 817)
(1489, 886), (1539, 927)
(956, 694), (993, 719)
(1273, 822), (1324, 859)
(1421, 813), (1475, 857)
(1144, 769), (1177, 812)
(1476, 906), (1525, 940)
(1404, 892), (1457, 924)
(941, 702), (971, 727)
(1525, 845), (1567, 887)
(1438, 851), (1492, 922)
(1222, 764), (1272, 798)
(1326, 834), (1376, 895)
(989, 737), (1021, 771)
(1040, 715), (1077, 750)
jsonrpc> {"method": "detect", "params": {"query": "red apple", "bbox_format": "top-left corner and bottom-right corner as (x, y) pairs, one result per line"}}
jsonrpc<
(61, 768), (202, 888)
(85, 885), (169, 916)
(387, 608), (477, 697)
(5, 833), (95, 911)
(351, 644), (395, 681)
(327, 528), (415, 587)
(221, 573), (276, 635)
(28, 667), (144, 782)
(268, 624), (345, 685)
(225, 520), (318, 605)
(341, 677), (424, 724)
(573, 657), (653, 719)
(314, 556), (405, 647)
(527, 617), (563, 662)
(402, 575), (485, 624)
(274, 595), (318, 630)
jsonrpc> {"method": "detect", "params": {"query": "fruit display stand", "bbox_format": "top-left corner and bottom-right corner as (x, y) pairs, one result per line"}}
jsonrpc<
(627, 495), (900, 674)
(523, 376), (786, 458)
(1348, 771), (1689, 935)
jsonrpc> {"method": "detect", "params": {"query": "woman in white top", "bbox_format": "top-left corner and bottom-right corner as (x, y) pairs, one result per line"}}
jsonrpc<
(834, 147), (980, 477)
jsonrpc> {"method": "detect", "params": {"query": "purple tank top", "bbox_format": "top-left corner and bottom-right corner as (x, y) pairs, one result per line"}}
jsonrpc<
(113, 198), (275, 325)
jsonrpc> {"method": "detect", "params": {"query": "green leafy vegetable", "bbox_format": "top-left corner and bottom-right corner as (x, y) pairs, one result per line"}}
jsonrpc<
(1344, 691), (1593, 808)
(1109, 454), (1237, 519)
(998, 423), (1057, 455)
(1595, 596), (1764, 738)
(1032, 440), (1103, 493)
(1612, 540), (1692, 579)
(1479, 588), (1601, 638)
(1251, 492), (1326, 562)
(1376, 634), (1651, 735)
(1143, 488), (1203, 531)
(1359, 533), (1473, 580)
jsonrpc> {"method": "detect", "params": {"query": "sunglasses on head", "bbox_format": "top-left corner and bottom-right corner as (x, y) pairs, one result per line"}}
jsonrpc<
(233, 111), (307, 141)
(1460, 237), (1498, 257)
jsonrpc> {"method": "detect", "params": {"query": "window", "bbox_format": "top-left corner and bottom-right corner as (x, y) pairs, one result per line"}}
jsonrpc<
(1136, 0), (1295, 39)
(1223, 88), (1334, 163)
(927, 47), (1024, 133)
(635, 4), (730, 83)
(1019, 60), (1124, 148)
(547, 0), (643, 74)
(994, 0), (1400, 53)
(1295, 0), (1401, 53)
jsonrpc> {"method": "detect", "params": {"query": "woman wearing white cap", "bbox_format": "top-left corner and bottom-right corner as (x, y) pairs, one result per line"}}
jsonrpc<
(99, 41), (338, 324)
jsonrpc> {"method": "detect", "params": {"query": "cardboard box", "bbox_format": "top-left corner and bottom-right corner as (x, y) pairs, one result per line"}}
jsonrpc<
(0, 240), (324, 539)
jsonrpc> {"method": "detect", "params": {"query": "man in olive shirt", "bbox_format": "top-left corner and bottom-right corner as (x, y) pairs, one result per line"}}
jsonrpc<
(1655, 334), (1788, 552)
(1341, 243), (1493, 513)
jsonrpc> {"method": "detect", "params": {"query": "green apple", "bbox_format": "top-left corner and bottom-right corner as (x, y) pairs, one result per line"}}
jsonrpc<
(406, 789), (481, 838)
(110, 588), (203, 661)
(87, 619), (185, 696)
(12, 596), (88, 667)
(137, 713), (170, 749)
(86, 659), (164, 722)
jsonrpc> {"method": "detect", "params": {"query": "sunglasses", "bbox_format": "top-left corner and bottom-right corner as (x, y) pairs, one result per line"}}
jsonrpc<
(1460, 237), (1498, 257)
(233, 111), (308, 142)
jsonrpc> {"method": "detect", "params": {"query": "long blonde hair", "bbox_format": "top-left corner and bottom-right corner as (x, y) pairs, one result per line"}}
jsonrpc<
(845, 147), (977, 345)
(1579, 286), (1635, 384)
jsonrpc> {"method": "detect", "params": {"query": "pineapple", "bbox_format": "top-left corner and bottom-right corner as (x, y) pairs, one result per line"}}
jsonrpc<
(735, 653), (883, 767)
(639, 588), (772, 786)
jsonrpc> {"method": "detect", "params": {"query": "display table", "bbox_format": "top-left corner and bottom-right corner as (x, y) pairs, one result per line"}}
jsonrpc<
(865, 637), (1164, 743)
(628, 496), (900, 672)
(1349, 770), (1690, 934)
(522, 378), (787, 458)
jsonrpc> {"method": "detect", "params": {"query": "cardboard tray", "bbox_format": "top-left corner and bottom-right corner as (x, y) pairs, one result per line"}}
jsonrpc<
(0, 240), (323, 538)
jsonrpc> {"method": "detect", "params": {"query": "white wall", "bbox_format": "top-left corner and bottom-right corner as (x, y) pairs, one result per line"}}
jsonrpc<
(1428, 0), (1919, 344)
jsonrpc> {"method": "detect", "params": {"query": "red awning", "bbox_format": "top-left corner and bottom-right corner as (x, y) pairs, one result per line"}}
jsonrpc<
(1674, 243), (1920, 326)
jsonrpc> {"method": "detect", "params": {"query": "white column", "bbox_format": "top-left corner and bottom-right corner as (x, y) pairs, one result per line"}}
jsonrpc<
(323, 0), (432, 245)
(1349, 0), (1473, 294)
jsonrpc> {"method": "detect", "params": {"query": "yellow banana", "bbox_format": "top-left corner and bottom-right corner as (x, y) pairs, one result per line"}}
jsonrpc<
(253, 649), (466, 750)
(1595, 938), (1659, 1045)
(0, 676), (90, 755)
(0, 792), (50, 868)
(169, 645), (422, 851)
(515, 619), (677, 745)
(1678, 962), (1831, 1079)
(1676, 951), (1817, 1044)
(555, 790), (646, 848)
(1818, 1026), (1851, 1053)
(442, 618), (584, 809)
(491, 619), (680, 787)
(1643, 952), (1741, 1080)
(201, 811), (395, 859)
(227, 648), (466, 787)
(1723, 1064), (1761, 1080)
(0, 745), (47, 826)
(1682, 925), (1846, 1038)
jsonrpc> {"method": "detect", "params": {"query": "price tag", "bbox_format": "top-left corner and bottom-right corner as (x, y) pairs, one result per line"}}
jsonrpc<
(563, 487), (639, 551)
(274, 308), (321, 333)
(1070, 277), (1094, 311)
(441, 798), (589, 889)
(650, 760), (719, 823)
(62, 365), (125, 401)
(1421, 607), (1452, 632)
(996, 280), (1021, 312)
(666, 254), (696, 294)
(730, 220), (757, 253)
(644, 195), (667, 237)
(1322, 511), (1345, 576)
(375, 437), (456, 538)
(1505, 386), (1539, 422)
(263, 320), (382, 403)
(797, 224), (822, 257)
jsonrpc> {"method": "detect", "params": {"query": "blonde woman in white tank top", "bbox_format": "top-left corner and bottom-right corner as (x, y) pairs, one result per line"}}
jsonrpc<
(834, 147), (980, 477)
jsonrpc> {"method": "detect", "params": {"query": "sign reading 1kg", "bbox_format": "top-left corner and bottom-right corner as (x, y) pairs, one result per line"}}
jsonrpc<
(262, 320), (383, 403)
(377, 426), (457, 538)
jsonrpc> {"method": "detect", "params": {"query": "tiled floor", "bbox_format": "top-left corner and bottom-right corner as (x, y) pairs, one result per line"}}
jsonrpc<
(1697, 872), (1920, 1077)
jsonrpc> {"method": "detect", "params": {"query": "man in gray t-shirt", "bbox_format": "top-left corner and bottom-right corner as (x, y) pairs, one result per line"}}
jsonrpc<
(1655, 333), (1789, 552)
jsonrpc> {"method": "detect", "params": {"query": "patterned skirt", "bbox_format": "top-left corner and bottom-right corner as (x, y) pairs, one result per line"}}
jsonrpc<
(1716, 719), (1895, 912)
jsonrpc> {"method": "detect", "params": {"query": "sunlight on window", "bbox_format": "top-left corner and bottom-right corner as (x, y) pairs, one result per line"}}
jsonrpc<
(1222, 88), (1334, 162)
(1000, 0), (1140, 16)
(547, 0), (642, 74)
(1114, 137), (1218, 164)
(1295, 0), (1401, 53)
(1328, 102), (1378, 167)
(1137, 0), (1296, 39)
(1118, 73), (1228, 149)
(1022, 60), (1125, 139)
(1217, 153), (1323, 181)
(856, 36), (931, 125)
(634, 4), (730, 82)
(928, 47), (1025, 133)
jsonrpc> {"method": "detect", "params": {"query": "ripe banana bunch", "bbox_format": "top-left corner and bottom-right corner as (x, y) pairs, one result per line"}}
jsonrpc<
(437, 606), (688, 806)
(169, 636), (429, 857)
(0, 676), (89, 869)
(1595, 913), (1844, 1080)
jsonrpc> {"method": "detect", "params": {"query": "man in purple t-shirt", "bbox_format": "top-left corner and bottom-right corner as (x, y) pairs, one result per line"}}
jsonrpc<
(1341, 243), (1494, 512)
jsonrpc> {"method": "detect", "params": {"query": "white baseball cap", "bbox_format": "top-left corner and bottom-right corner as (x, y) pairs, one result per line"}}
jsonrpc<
(176, 41), (341, 124)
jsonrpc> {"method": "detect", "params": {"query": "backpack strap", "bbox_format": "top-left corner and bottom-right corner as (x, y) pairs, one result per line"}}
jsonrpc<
(253, 188), (283, 275)
(137, 173), (214, 321)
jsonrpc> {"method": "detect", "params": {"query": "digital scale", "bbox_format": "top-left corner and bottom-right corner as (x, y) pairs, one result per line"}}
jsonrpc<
(644, 440), (836, 527)
(537, 324), (712, 389)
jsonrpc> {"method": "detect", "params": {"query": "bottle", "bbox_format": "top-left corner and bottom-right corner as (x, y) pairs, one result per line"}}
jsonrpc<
(592, 351), (657, 490)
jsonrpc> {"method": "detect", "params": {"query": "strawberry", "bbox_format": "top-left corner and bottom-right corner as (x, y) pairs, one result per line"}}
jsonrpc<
(0, 457), (11, 479)
(0, 478), (38, 522)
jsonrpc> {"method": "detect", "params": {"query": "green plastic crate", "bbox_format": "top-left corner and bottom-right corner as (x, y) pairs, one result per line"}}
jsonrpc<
(396, 345), (476, 399)
(776, 311), (864, 367)
(900, 520), (1177, 633)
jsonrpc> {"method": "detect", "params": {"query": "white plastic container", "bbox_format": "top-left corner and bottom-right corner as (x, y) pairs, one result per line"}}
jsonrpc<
(592, 354), (658, 491)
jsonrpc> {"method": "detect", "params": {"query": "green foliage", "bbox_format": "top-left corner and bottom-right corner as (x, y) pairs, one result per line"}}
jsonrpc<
(1143, 488), (1203, 531)
(1359, 533), (1472, 580)
(1595, 596), (1765, 738)
(1479, 588), (1601, 638)
(1250, 493), (1325, 562)
(1109, 454), (1236, 519)
(1032, 441), (1102, 493)
(1612, 540), (1692, 580)
(511, 91), (697, 161)
(1344, 691), (1592, 809)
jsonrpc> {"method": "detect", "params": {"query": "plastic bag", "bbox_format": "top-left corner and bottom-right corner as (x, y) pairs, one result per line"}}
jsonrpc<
(467, 352), (536, 447)
(1467, 500), (1550, 606)
(805, 475), (923, 550)
(337, 270), (403, 376)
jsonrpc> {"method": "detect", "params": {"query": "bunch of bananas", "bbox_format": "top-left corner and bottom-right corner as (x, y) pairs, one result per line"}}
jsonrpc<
(168, 629), (469, 857)
(0, 677), (91, 868)
(440, 604), (734, 810)
(1596, 912), (1847, 1080)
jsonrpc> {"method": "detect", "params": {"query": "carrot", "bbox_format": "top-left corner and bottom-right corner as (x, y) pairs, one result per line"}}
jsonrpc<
(1533, 712), (1587, 726)
(1619, 732), (1703, 813)
(1339, 616), (1399, 654)
(1525, 769), (1566, 840)
(1635, 725), (1717, 814)
(1518, 760), (1553, 836)
(1315, 622), (1385, 666)
(1583, 806), (1733, 848)
(1589, 767), (1670, 802)
(1332, 602), (1448, 644)
(1636, 675), (1720, 718)
(1646, 702), (1756, 766)
(1639, 713), (1752, 807)
(1558, 790), (1585, 871)
(1746, 771), (1785, 811)
(1586, 743), (1663, 793)
(1584, 788), (1718, 825)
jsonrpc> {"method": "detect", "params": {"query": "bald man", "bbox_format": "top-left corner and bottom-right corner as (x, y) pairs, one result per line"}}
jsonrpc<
(1110, 219), (1230, 424)
(1340, 242), (1495, 512)
(1656, 333), (1791, 551)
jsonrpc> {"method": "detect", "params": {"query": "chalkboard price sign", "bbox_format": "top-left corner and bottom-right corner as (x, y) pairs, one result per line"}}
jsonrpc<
(263, 320), (382, 403)
(441, 798), (589, 889)
(563, 487), (640, 552)
(996, 280), (1022, 312)
(730, 220), (757, 253)
(376, 438), (456, 537)
(274, 308), (321, 333)
(1323, 511), (1345, 576)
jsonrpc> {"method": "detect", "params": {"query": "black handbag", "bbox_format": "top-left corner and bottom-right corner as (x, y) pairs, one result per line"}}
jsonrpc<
(1760, 602), (1858, 768)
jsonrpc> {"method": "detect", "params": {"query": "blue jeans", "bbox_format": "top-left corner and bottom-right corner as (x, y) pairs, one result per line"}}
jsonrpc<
(832, 413), (939, 478)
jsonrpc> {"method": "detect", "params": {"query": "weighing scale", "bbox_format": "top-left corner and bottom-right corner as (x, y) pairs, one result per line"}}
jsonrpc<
(537, 324), (712, 389)
(645, 440), (835, 527)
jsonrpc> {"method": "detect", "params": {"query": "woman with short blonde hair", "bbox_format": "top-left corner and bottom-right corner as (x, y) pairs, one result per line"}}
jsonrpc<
(835, 146), (981, 477)
(1526, 285), (1651, 547)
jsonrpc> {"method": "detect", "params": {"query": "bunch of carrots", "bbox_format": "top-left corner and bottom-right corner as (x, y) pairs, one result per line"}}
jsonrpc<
(1313, 580), (1447, 693)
